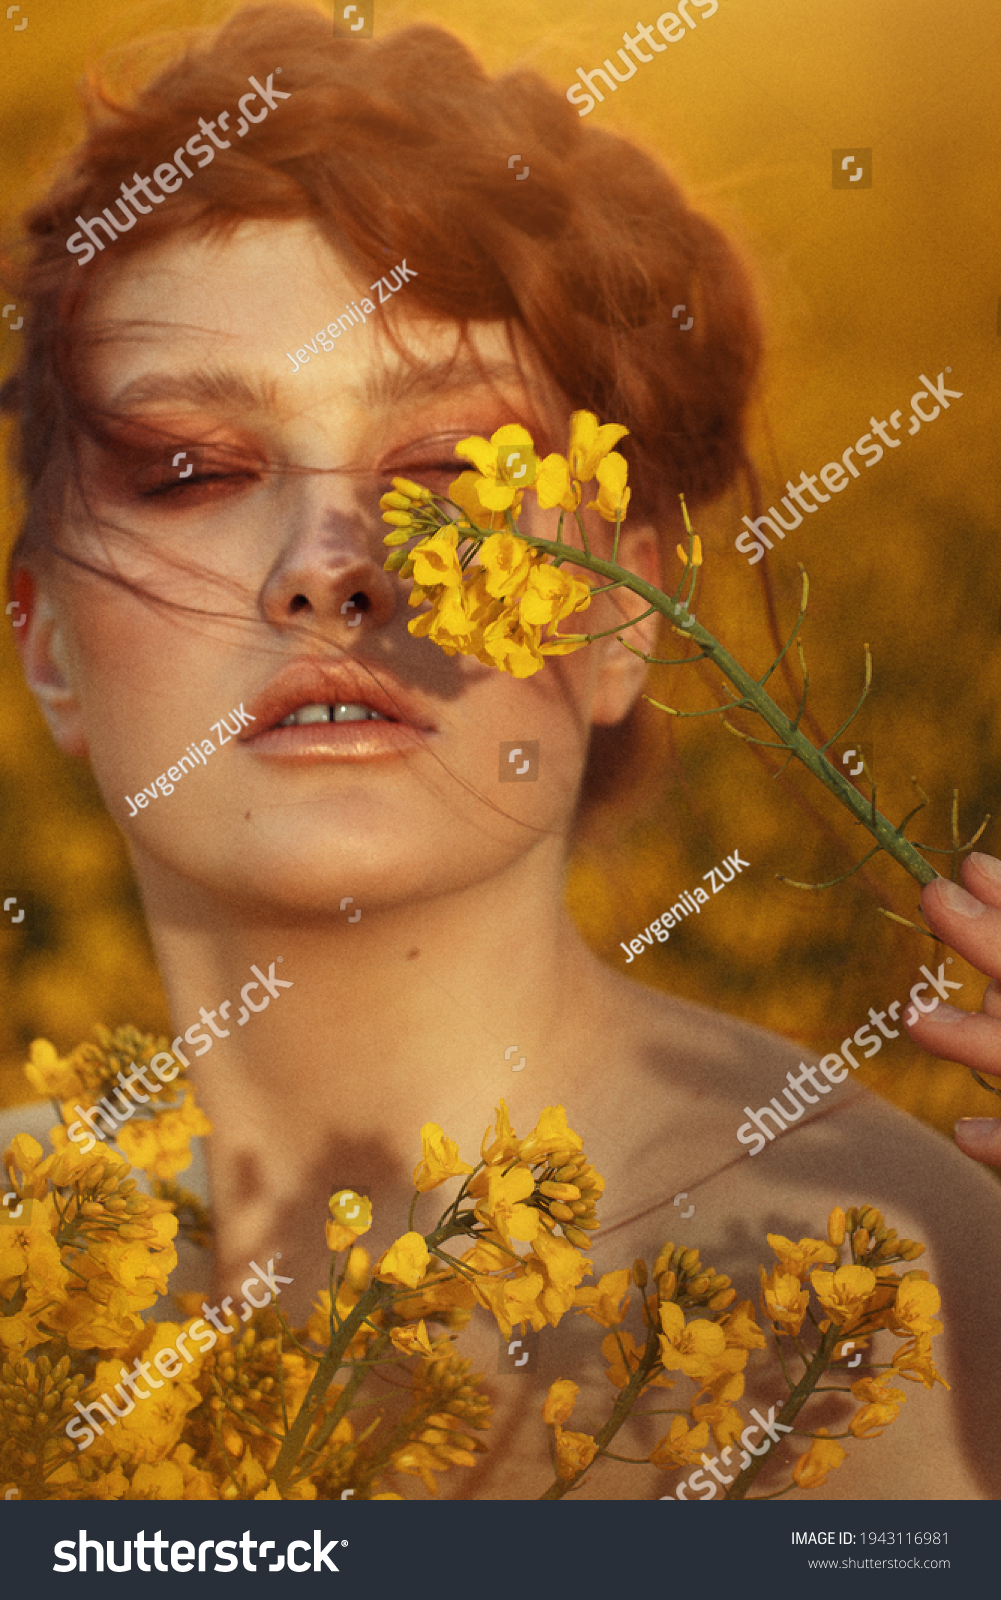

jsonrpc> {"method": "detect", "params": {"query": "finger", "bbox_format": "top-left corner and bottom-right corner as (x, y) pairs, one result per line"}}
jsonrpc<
(903, 1002), (1001, 1079)
(983, 978), (1001, 1021)
(962, 851), (1001, 910)
(919, 875), (1001, 981)
(954, 1118), (1001, 1165)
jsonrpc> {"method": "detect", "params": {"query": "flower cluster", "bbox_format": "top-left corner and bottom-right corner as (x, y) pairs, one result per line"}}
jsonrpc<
(3, 1033), (941, 1503)
(536, 1201), (944, 1500)
(25, 1026), (210, 1182)
(379, 412), (637, 678)
(2, 1076), (608, 1499)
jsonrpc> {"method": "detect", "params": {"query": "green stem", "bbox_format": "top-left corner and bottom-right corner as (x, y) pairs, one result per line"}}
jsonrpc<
(520, 537), (938, 889)
(270, 1219), (472, 1493)
(724, 1324), (841, 1499)
(537, 1319), (663, 1499)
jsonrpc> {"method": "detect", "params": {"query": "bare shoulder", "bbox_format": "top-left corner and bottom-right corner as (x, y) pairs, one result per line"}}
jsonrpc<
(565, 974), (1001, 1498)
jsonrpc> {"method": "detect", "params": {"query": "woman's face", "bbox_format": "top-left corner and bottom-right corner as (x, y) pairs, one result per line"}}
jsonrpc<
(20, 220), (654, 917)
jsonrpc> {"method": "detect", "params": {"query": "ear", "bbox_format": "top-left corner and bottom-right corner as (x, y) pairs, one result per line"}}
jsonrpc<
(10, 565), (89, 757)
(587, 521), (665, 727)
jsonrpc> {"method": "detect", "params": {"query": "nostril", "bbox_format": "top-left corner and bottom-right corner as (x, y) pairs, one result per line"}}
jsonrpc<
(289, 594), (310, 614)
(347, 592), (370, 613)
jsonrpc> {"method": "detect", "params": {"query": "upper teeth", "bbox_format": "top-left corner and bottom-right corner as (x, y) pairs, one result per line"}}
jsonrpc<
(278, 703), (388, 727)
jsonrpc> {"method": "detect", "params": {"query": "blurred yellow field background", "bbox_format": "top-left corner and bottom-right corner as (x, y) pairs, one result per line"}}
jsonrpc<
(1, 0), (999, 1163)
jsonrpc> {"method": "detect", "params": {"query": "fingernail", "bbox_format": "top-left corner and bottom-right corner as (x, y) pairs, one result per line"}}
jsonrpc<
(934, 877), (986, 917)
(955, 1117), (1001, 1150)
(927, 1004), (965, 1024)
(969, 851), (1001, 883)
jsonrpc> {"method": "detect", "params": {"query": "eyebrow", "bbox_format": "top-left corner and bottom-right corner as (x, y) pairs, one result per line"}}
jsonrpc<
(109, 357), (533, 414)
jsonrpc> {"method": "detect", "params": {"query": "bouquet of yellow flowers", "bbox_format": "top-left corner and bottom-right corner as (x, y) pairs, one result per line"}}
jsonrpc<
(1, 1027), (945, 1500)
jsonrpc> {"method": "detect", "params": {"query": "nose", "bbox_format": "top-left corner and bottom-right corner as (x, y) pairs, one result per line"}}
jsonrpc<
(258, 476), (399, 635)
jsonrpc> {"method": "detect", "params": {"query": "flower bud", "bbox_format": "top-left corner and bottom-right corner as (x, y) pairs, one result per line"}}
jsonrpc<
(652, 1246), (675, 1280)
(657, 1270), (677, 1301)
(632, 1259), (648, 1288)
(852, 1228), (870, 1256)
(563, 1225), (591, 1248)
(539, 1182), (581, 1201)
(392, 476), (433, 501)
(827, 1206), (846, 1248)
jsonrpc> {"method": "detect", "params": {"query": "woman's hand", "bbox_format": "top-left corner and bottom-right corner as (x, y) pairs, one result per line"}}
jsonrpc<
(906, 852), (1001, 1164)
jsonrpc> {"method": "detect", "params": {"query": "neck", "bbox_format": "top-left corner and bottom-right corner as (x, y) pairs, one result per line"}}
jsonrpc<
(129, 838), (606, 1314)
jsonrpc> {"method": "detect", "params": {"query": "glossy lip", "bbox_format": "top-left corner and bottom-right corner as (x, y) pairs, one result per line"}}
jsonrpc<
(240, 658), (438, 762)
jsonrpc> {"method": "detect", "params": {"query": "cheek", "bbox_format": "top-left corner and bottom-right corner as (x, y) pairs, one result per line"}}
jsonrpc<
(454, 656), (594, 815)
(58, 575), (231, 792)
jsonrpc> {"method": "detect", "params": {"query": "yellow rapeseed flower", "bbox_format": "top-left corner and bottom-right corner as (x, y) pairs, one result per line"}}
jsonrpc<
(412, 1123), (474, 1193)
(542, 1378), (579, 1426)
(534, 452), (579, 512)
(659, 1303), (746, 1382)
(588, 452), (631, 524)
(24, 1039), (79, 1101)
(891, 1333), (950, 1390)
(554, 1426), (598, 1481)
(849, 1377), (906, 1438)
(810, 1264), (878, 1328)
(758, 1265), (810, 1337)
(480, 1100), (521, 1167)
(650, 1415), (711, 1469)
(573, 1268), (632, 1328)
(567, 411), (630, 482)
(454, 424), (537, 510)
(525, 1231), (593, 1325)
(115, 1092), (211, 1181)
(518, 1105), (585, 1167)
(408, 526), (463, 590)
(519, 562), (592, 628)
(601, 1329), (644, 1390)
(473, 1164), (540, 1245)
(767, 1234), (839, 1279)
(376, 1232), (430, 1289)
(890, 1277), (943, 1338)
(477, 531), (537, 598)
(792, 1429), (847, 1489)
(448, 470), (521, 531)
(326, 1190), (373, 1253)
(721, 1300), (767, 1350)
(389, 1320), (436, 1358)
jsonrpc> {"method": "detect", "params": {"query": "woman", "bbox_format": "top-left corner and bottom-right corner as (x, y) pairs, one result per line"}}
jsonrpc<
(3, 4), (1000, 1499)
